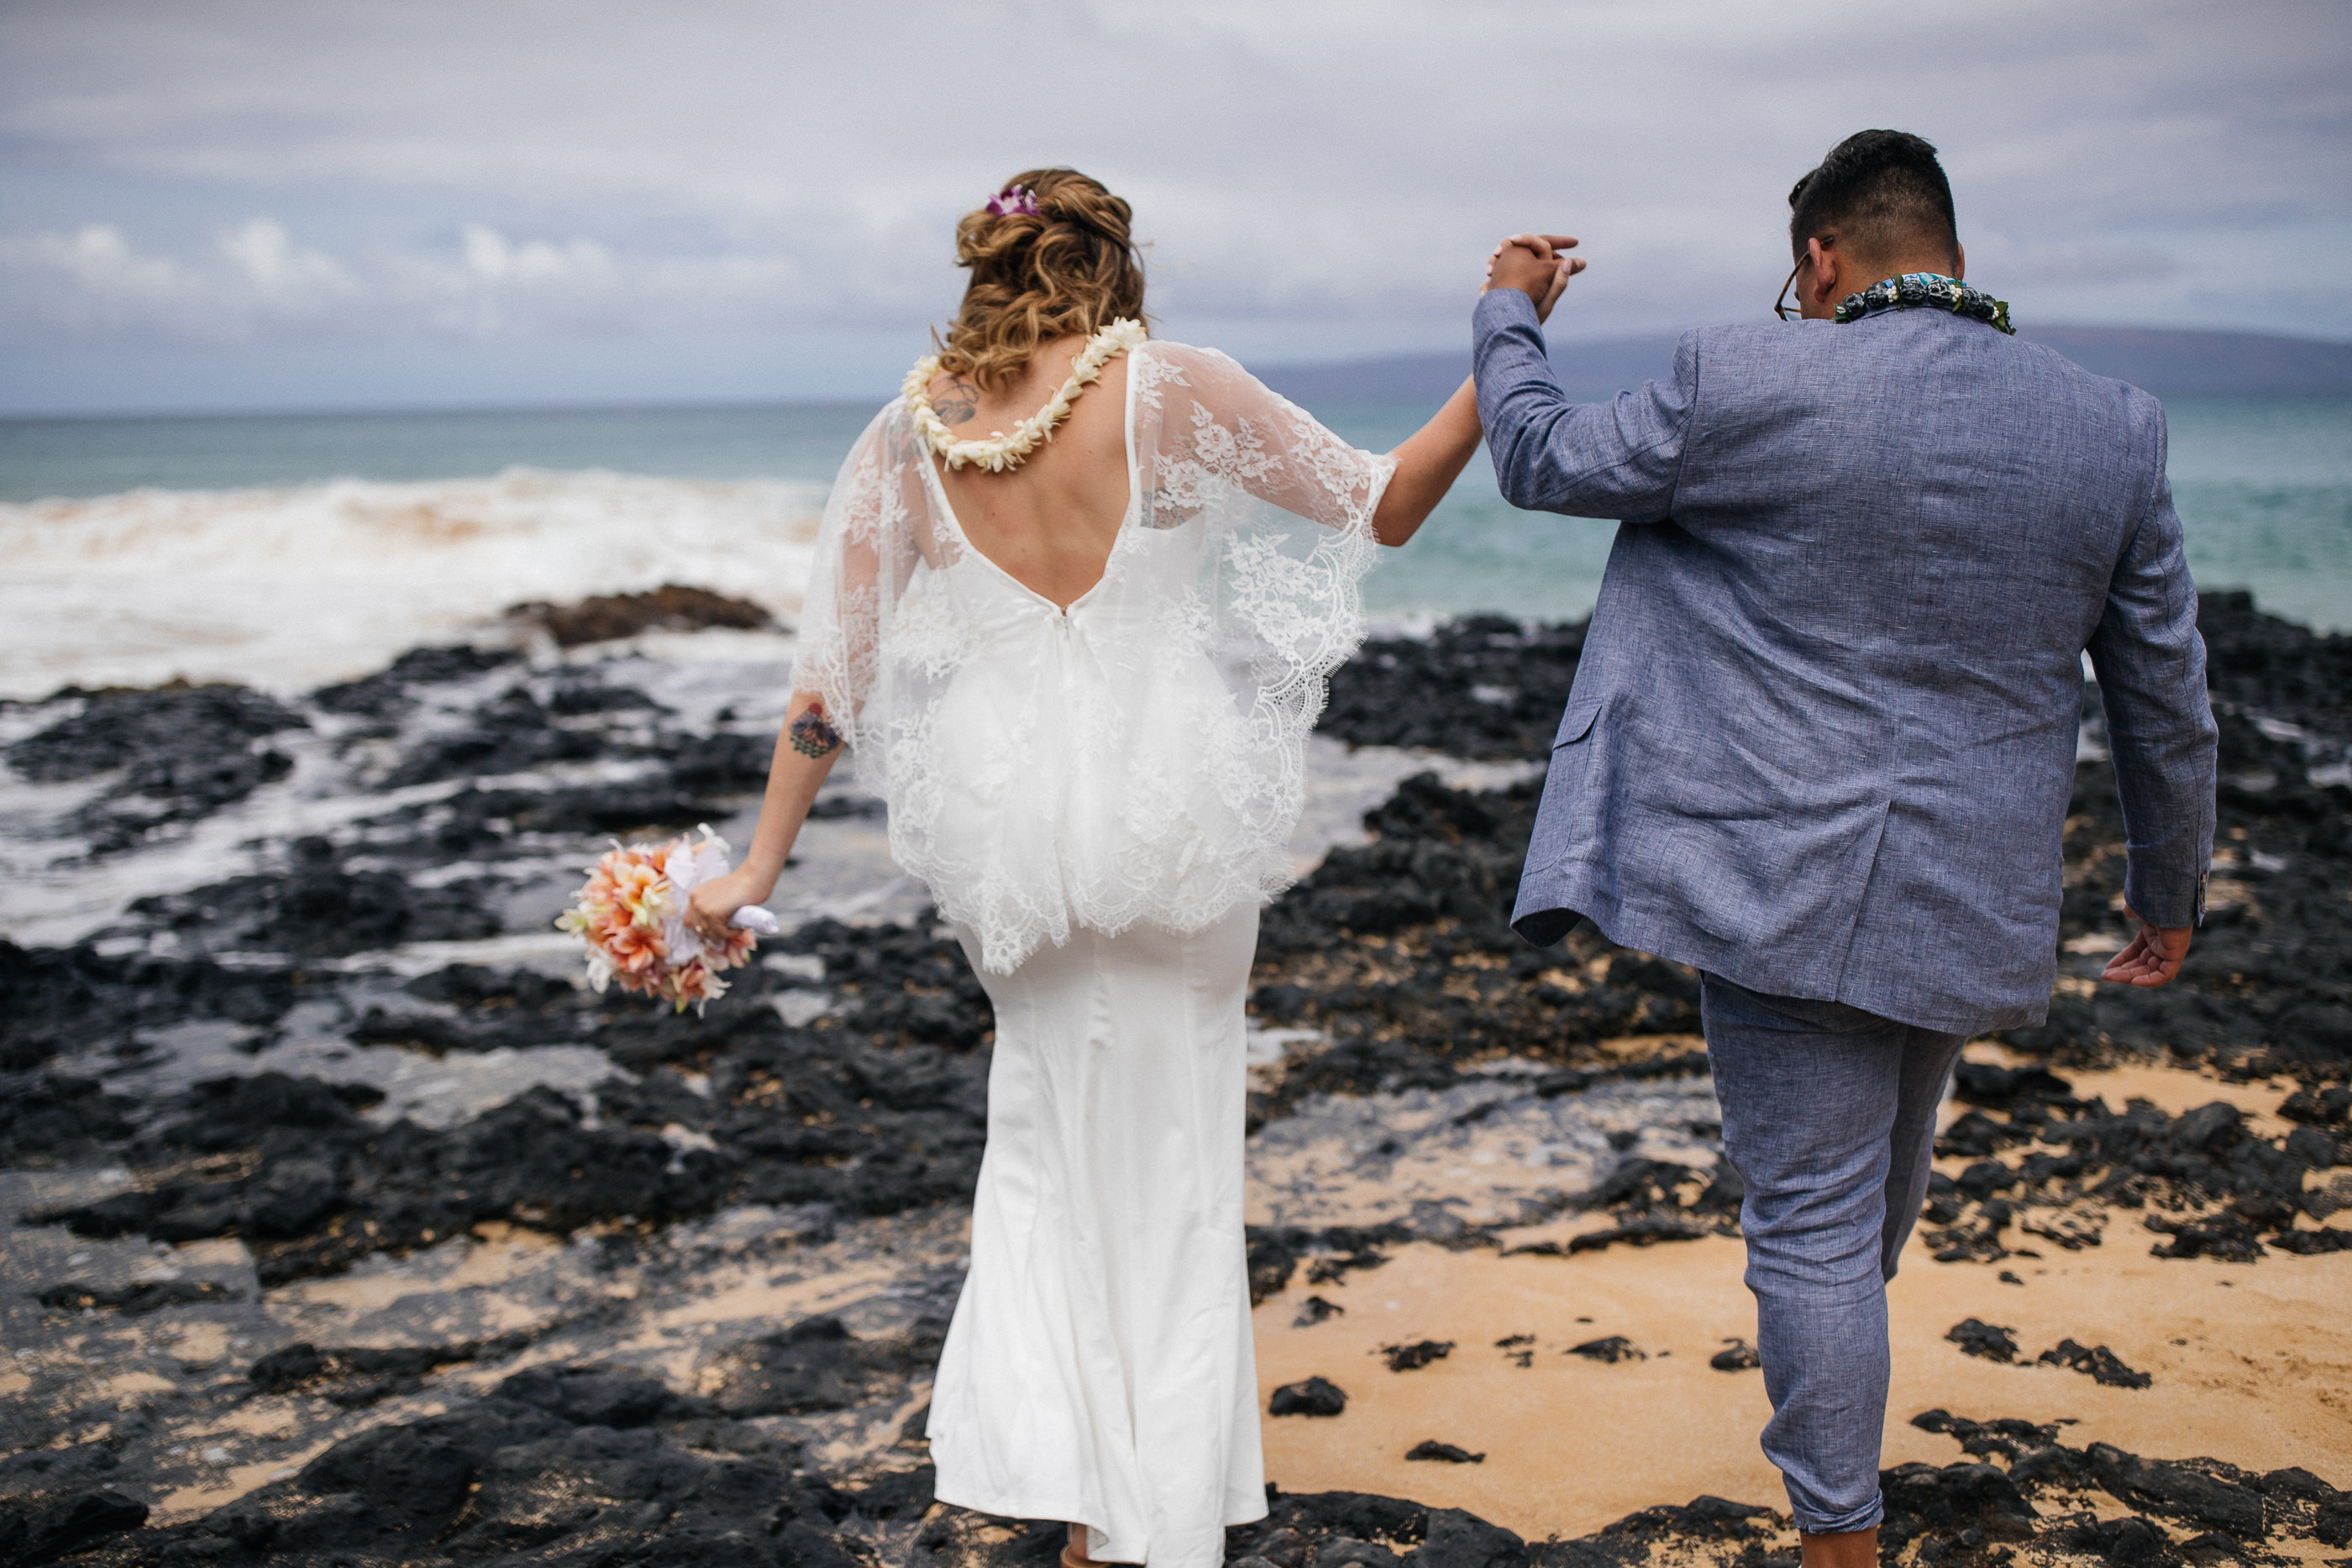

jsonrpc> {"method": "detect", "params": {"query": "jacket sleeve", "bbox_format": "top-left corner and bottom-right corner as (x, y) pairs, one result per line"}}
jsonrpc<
(1471, 289), (1693, 522)
(2085, 405), (2218, 928)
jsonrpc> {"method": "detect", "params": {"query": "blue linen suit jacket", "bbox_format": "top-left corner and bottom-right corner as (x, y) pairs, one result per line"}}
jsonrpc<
(1472, 289), (2218, 1036)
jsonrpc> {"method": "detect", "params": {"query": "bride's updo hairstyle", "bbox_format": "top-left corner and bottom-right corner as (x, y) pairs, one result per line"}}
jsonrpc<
(935, 168), (1146, 392)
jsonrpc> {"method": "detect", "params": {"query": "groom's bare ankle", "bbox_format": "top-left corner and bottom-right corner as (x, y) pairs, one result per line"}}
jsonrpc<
(1799, 1526), (1880, 1568)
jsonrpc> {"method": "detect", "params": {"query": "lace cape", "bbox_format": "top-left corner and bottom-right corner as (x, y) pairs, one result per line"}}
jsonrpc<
(790, 340), (1394, 972)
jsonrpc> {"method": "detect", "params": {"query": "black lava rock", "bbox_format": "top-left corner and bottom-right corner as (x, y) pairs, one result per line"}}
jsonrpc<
(1709, 1339), (1761, 1371)
(2039, 1339), (2153, 1388)
(1567, 1336), (1645, 1364)
(1946, 1319), (2021, 1362)
(709, 1313), (947, 1418)
(34, 1279), (239, 1315)
(1268, 1377), (1348, 1418)
(1406, 1440), (1486, 1464)
(1379, 1340), (1455, 1371)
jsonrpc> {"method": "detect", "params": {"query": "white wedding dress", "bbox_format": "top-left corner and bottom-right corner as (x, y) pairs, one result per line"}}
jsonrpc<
(793, 340), (1394, 1565)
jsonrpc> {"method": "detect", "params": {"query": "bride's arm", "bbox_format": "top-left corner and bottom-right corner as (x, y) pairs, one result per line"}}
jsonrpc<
(685, 694), (841, 943)
(1369, 376), (1481, 547)
(685, 411), (916, 944)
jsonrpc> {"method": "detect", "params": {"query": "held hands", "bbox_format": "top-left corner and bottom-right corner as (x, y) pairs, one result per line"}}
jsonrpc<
(1483, 233), (1583, 323)
(2100, 905), (2192, 989)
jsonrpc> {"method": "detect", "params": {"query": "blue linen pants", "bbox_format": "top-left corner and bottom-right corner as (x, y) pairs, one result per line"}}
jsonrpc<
(1699, 976), (1967, 1534)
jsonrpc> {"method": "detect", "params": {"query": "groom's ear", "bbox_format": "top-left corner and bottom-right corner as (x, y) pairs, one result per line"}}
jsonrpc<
(1805, 236), (1839, 310)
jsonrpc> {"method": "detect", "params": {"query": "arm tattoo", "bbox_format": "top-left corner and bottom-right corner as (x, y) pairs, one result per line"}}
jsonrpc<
(789, 697), (843, 758)
(932, 375), (979, 424)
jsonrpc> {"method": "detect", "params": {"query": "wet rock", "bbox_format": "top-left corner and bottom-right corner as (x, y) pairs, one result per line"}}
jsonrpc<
(0, 941), (308, 1072)
(2281, 1085), (2351, 1126)
(1946, 1319), (2020, 1362)
(2265, 1225), (2352, 1255)
(1305, 1249), (1391, 1287)
(1406, 1440), (1486, 1464)
(1584, 1495), (1778, 1549)
(1417, 1508), (1526, 1568)
(2089, 1445), (2266, 1538)
(1378, 1340), (1454, 1371)
(1567, 1336), (1644, 1364)
(1269, 1377), (1348, 1417)
(379, 780), (733, 853)
(708, 1313), (947, 1417)
(1316, 1538), (1405, 1568)
(1320, 616), (1586, 760)
(380, 684), (607, 788)
(249, 1334), (533, 1407)
(29, 1074), (733, 1284)
(1251, 769), (1706, 1095)
(177, 1394), (848, 1568)
(509, 584), (775, 648)
(1709, 1339), (1761, 1371)
(780, 916), (997, 1054)
(1294, 1295), (1345, 1327)
(2064, 1514), (2178, 1568)
(1878, 1460), (2040, 1550)
(311, 644), (522, 717)
(1952, 1062), (2077, 1109)
(1248, 1235), (1298, 1304)
(2039, 1339), (2153, 1388)
(7, 681), (307, 851)
(1914, 1075), (2352, 1268)
(34, 1279), (239, 1315)
(496, 1363), (695, 1429)
(1241, 1492), (1427, 1562)
(0, 1487), (150, 1565)
(0, 1074), (139, 1165)
(129, 839), (503, 958)
(2145, 1211), (2266, 1263)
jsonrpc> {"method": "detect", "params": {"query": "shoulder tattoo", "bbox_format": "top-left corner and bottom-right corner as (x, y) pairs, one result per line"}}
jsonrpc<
(932, 375), (979, 424)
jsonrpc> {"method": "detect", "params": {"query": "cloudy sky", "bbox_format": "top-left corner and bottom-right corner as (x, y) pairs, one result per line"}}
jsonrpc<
(3, 0), (2346, 414)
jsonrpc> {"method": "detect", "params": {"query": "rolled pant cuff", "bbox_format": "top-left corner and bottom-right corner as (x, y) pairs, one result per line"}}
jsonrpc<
(1792, 1497), (1884, 1535)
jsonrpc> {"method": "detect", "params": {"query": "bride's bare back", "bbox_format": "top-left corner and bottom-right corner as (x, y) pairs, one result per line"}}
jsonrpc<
(928, 337), (1131, 611)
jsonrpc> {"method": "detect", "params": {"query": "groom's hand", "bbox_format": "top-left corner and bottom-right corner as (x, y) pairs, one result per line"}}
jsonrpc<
(2099, 906), (2192, 989)
(1483, 234), (1583, 323)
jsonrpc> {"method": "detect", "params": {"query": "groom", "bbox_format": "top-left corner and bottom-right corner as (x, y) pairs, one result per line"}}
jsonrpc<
(1473, 131), (2216, 1564)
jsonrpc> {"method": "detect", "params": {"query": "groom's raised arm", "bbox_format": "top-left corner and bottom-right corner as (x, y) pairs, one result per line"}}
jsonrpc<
(1472, 288), (1693, 522)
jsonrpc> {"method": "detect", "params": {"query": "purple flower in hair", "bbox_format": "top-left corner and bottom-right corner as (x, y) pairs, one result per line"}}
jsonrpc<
(986, 184), (1039, 218)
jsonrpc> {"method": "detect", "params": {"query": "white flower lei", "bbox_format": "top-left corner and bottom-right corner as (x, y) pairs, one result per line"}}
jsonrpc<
(903, 317), (1149, 472)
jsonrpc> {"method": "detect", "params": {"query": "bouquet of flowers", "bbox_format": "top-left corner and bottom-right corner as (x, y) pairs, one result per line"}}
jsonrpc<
(554, 826), (779, 1012)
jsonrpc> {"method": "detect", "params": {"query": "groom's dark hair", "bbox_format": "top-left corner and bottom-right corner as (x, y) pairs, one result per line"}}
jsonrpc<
(1788, 130), (1958, 269)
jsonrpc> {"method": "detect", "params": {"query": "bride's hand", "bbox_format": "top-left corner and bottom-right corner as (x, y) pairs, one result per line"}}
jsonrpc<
(1484, 234), (1584, 324)
(686, 865), (773, 947)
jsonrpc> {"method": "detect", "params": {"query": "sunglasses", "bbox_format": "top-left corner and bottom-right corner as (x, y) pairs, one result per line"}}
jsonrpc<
(1775, 258), (1806, 321)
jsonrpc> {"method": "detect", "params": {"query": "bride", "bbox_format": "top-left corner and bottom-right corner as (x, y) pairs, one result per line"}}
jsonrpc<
(688, 168), (1565, 1566)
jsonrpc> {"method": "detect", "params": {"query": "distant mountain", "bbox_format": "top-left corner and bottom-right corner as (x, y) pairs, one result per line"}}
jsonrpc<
(1257, 324), (2352, 402)
(2021, 327), (2352, 396)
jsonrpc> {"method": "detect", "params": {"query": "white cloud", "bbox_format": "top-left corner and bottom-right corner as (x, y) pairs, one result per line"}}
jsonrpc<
(0, 216), (822, 343)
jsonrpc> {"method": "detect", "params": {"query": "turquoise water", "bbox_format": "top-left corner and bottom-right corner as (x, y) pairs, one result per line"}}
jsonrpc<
(1315, 396), (2352, 634)
(3, 393), (2344, 633)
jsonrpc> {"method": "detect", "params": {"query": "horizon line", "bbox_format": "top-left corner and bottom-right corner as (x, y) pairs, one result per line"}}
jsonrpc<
(5, 319), (2349, 424)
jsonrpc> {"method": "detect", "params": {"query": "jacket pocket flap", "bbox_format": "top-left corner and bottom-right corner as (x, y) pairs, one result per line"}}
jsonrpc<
(1553, 697), (1603, 748)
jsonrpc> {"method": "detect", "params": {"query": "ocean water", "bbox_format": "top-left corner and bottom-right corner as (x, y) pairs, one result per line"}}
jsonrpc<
(0, 391), (2344, 700)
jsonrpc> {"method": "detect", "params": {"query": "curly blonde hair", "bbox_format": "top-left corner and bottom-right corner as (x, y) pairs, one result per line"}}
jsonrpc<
(934, 168), (1146, 392)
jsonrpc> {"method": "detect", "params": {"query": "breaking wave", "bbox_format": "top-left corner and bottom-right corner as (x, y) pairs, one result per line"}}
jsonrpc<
(0, 467), (827, 699)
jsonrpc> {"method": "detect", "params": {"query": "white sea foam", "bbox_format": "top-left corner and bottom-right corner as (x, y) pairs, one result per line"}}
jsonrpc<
(0, 468), (827, 700)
